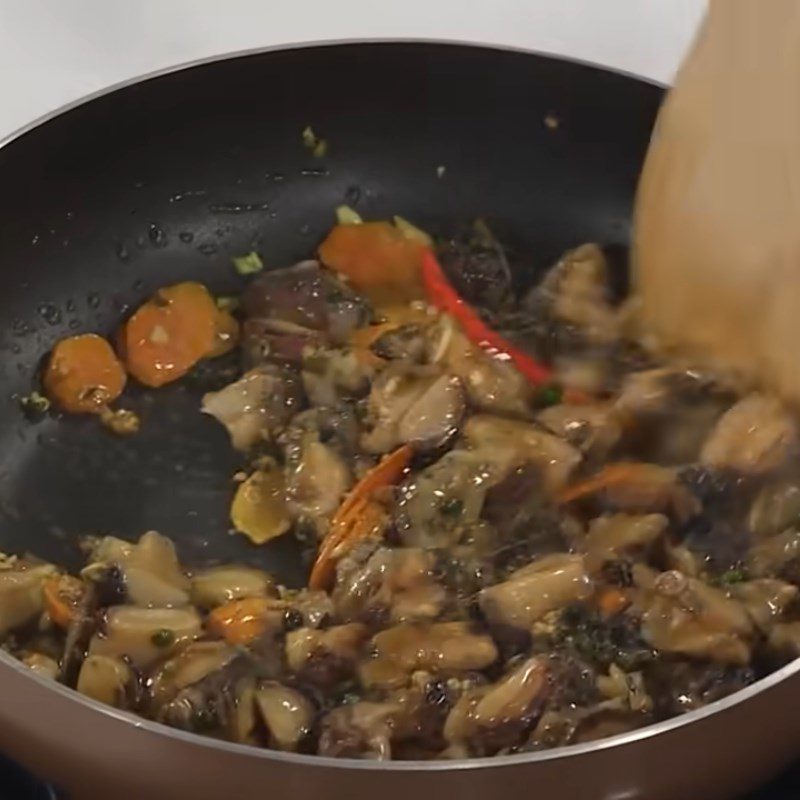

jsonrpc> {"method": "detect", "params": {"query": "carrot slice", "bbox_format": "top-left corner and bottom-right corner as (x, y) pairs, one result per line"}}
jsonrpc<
(309, 444), (412, 590)
(335, 444), (412, 525)
(43, 575), (85, 629)
(556, 462), (650, 505)
(207, 597), (275, 645)
(208, 308), (241, 359)
(120, 282), (218, 387)
(309, 500), (387, 591)
(43, 333), (126, 414)
(597, 587), (630, 618)
(556, 461), (680, 503)
(562, 387), (595, 405)
(556, 461), (664, 503)
(318, 222), (425, 304)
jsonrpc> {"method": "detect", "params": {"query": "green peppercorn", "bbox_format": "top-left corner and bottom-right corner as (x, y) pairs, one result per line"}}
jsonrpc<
(151, 628), (175, 647)
(538, 384), (563, 407)
(718, 568), (747, 585)
(441, 497), (464, 517)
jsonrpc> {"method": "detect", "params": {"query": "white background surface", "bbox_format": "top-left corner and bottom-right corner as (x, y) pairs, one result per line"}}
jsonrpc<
(0, 0), (706, 140)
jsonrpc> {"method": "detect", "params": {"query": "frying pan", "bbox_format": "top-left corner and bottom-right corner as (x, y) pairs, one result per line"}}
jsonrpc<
(0, 41), (797, 800)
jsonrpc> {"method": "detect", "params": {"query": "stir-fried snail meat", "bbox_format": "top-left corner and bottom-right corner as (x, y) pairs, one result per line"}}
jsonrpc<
(12, 216), (800, 760)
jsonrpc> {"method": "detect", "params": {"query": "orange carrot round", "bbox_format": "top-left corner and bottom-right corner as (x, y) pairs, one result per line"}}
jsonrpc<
(120, 282), (218, 387)
(43, 333), (126, 414)
(318, 222), (424, 303)
(43, 574), (85, 629)
(207, 597), (273, 645)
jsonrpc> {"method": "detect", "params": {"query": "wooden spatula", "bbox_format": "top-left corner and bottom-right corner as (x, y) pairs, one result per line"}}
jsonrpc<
(633, 0), (800, 405)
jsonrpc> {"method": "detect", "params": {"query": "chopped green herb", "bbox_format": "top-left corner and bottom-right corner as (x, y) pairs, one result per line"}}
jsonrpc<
(232, 251), (263, 275)
(441, 497), (464, 517)
(538, 384), (563, 407)
(393, 215), (433, 246)
(718, 568), (747, 585)
(301, 126), (316, 148)
(215, 295), (240, 312)
(151, 628), (175, 647)
(302, 126), (328, 158)
(555, 604), (653, 671)
(336, 205), (363, 225)
(19, 391), (51, 416)
(99, 407), (140, 437)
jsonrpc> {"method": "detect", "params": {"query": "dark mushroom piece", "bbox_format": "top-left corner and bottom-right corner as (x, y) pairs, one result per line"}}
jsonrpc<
(241, 316), (321, 368)
(436, 220), (514, 313)
(241, 260), (371, 345)
(371, 324), (430, 363)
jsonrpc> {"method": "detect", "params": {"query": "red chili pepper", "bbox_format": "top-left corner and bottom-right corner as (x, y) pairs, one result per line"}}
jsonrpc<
(421, 249), (553, 385)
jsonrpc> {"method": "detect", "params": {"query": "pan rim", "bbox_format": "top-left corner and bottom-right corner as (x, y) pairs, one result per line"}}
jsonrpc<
(3, 642), (798, 771)
(2, 38), (786, 774)
(0, 37), (665, 155)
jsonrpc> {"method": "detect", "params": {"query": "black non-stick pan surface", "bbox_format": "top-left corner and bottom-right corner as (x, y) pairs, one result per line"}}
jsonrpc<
(0, 42), (661, 585)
